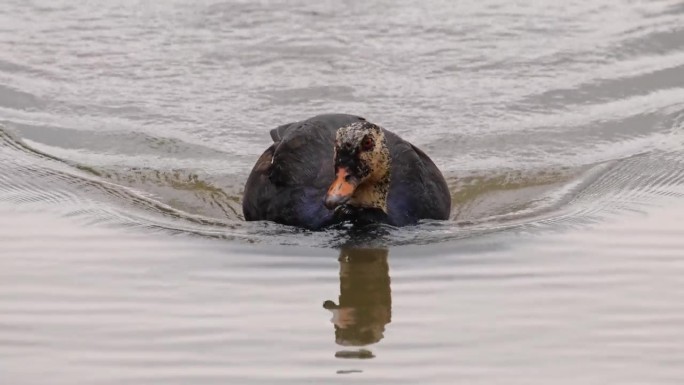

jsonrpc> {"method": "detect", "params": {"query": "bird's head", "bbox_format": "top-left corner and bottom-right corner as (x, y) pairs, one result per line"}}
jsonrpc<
(325, 121), (391, 212)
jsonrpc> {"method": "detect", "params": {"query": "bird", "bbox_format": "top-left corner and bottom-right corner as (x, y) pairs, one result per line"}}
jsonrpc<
(242, 114), (451, 230)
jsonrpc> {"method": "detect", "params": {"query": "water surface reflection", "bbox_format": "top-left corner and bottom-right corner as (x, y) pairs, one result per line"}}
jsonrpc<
(324, 247), (392, 359)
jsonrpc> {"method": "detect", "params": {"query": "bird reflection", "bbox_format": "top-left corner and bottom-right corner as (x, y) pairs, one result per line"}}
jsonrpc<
(323, 247), (392, 356)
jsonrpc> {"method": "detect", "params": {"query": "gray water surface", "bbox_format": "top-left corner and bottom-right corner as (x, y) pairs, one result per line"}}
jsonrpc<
(1, 0), (684, 384)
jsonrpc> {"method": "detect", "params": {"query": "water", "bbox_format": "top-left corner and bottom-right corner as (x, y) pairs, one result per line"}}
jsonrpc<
(1, 0), (684, 383)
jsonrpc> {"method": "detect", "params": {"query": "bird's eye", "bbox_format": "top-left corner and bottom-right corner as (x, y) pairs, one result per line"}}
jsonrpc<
(361, 136), (374, 151)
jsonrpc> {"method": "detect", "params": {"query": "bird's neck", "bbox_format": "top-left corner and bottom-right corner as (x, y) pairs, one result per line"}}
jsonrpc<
(350, 173), (390, 213)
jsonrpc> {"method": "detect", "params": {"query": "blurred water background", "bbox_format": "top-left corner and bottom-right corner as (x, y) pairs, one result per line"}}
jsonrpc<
(1, 0), (684, 383)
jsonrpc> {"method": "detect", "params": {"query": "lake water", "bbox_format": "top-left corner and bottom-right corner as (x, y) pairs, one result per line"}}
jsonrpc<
(1, 0), (684, 383)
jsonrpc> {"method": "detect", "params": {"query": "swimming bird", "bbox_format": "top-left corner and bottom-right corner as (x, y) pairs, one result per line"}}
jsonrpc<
(242, 114), (451, 230)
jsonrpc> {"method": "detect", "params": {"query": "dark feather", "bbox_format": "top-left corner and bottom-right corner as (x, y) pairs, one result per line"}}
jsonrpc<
(243, 114), (451, 229)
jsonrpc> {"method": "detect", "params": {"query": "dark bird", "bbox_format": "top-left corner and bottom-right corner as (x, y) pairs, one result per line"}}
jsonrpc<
(242, 114), (451, 230)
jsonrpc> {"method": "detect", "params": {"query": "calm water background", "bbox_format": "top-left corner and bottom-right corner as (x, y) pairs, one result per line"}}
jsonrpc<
(1, 0), (684, 383)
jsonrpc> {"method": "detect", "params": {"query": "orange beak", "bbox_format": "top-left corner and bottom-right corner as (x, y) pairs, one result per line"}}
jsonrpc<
(325, 167), (357, 209)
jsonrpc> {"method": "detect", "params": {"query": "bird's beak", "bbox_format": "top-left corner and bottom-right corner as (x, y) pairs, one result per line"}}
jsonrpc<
(325, 167), (358, 209)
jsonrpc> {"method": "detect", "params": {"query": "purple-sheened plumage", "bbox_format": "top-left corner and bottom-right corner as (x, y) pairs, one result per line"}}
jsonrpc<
(243, 114), (451, 230)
